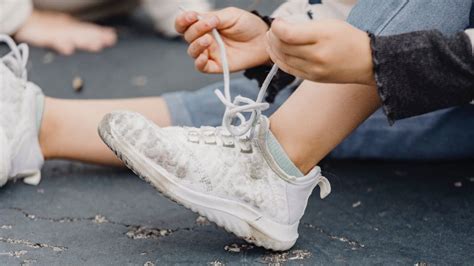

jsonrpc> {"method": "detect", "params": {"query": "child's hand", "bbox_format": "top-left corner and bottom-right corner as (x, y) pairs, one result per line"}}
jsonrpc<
(14, 10), (117, 55)
(176, 7), (270, 73)
(266, 19), (376, 86)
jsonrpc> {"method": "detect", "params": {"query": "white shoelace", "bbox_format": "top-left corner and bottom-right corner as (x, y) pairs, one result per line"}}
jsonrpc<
(180, 8), (279, 137)
(212, 24), (279, 138)
(0, 35), (29, 81)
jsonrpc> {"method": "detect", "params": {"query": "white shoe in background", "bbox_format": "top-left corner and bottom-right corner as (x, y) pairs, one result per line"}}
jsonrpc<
(0, 35), (44, 187)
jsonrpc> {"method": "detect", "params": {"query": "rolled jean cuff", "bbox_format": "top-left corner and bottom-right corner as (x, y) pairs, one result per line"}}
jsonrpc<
(162, 91), (194, 127)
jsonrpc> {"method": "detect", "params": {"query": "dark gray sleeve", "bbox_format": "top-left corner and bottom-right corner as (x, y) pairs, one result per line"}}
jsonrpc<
(371, 30), (474, 124)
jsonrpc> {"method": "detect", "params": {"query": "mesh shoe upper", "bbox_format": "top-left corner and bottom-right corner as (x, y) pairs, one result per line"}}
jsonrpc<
(0, 35), (44, 185)
(103, 111), (330, 225)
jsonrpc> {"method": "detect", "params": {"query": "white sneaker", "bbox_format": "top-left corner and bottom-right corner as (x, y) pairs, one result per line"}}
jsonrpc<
(99, 112), (330, 250)
(0, 35), (44, 187)
(142, 0), (212, 38)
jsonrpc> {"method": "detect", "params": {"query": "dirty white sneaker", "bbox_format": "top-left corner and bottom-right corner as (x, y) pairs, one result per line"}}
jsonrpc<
(0, 35), (44, 187)
(143, 0), (212, 37)
(99, 112), (330, 250)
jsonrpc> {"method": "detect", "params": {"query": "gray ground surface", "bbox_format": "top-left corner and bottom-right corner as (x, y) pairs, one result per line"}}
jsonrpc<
(1, 1), (474, 265)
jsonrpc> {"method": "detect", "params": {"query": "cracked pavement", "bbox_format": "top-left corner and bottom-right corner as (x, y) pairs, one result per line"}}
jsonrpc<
(1, 1), (474, 265)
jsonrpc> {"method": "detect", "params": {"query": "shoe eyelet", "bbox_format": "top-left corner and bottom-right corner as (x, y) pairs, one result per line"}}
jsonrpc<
(240, 148), (253, 154)
(222, 143), (235, 148)
(187, 130), (200, 144)
(204, 138), (217, 145)
(239, 138), (253, 153)
(222, 140), (235, 148)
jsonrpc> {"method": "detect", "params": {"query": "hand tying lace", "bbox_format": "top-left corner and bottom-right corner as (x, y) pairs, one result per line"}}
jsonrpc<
(0, 35), (29, 81)
(181, 8), (280, 138)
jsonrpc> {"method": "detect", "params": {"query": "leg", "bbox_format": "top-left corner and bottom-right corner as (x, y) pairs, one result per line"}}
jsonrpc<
(40, 97), (171, 166)
(270, 81), (381, 174)
(330, 106), (474, 160)
(39, 78), (281, 166)
(347, 0), (472, 36)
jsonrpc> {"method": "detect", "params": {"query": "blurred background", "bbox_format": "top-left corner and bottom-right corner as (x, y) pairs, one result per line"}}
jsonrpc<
(27, 0), (284, 100)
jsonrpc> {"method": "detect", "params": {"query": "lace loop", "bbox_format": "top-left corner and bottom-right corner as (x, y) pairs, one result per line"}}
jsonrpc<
(0, 35), (29, 81)
(212, 31), (279, 137)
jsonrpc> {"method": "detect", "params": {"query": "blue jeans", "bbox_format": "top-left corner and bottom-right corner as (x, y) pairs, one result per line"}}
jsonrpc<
(163, 0), (474, 160)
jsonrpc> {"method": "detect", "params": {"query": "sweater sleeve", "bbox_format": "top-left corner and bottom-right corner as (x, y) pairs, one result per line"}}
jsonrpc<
(371, 30), (474, 124)
(0, 0), (33, 34)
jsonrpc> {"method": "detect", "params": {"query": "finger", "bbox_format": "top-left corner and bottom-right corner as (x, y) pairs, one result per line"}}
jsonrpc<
(270, 18), (319, 45)
(187, 34), (212, 58)
(195, 53), (221, 73)
(175, 11), (199, 34)
(266, 31), (313, 60)
(266, 41), (309, 79)
(183, 15), (219, 43)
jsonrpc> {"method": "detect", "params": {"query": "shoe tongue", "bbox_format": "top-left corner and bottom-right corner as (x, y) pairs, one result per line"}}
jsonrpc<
(2, 54), (24, 78)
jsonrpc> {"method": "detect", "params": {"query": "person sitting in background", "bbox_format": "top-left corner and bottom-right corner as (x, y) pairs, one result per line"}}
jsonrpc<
(0, 0), (212, 55)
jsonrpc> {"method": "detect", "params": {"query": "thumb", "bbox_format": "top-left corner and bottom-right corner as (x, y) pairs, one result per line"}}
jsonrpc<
(270, 18), (319, 45)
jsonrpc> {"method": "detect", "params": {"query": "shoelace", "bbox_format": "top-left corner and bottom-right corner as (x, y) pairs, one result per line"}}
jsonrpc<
(211, 23), (279, 138)
(180, 8), (279, 138)
(0, 35), (29, 81)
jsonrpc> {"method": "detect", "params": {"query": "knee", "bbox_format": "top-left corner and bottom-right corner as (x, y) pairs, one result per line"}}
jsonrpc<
(347, 0), (472, 36)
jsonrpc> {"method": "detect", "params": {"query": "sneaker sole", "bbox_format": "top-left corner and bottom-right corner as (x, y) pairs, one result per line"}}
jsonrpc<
(99, 121), (298, 251)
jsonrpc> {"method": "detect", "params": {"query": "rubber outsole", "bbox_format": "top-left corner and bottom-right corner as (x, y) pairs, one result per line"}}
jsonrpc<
(98, 122), (297, 251)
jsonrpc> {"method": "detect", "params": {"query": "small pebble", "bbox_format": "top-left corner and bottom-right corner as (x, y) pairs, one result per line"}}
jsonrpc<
(352, 201), (362, 208)
(224, 244), (241, 253)
(93, 215), (108, 224)
(454, 181), (462, 188)
(132, 75), (148, 87)
(159, 229), (170, 237)
(469, 177), (474, 182)
(224, 243), (253, 253)
(144, 262), (155, 266)
(72, 76), (84, 92)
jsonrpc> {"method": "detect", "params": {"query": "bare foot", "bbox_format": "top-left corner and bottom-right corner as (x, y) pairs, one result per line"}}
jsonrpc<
(14, 10), (117, 55)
